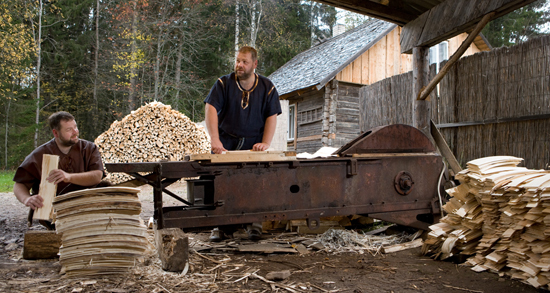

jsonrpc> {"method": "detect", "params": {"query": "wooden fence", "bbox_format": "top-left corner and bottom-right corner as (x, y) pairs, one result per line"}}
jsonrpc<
(360, 35), (550, 169)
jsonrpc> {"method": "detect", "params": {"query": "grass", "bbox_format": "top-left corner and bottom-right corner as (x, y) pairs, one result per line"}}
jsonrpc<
(0, 170), (15, 193)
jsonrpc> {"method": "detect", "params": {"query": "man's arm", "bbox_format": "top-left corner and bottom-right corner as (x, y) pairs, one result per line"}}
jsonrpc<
(253, 114), (277, 151)
(47, 169), (103, 186)
(205, 103), (227, 154)
(14, 182), (43, 210)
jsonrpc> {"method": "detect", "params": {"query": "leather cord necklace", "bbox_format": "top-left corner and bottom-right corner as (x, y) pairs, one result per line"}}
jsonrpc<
(236, 73), (258, 110)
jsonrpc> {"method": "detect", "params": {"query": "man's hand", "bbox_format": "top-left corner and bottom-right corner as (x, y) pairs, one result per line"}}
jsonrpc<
(24, 194), (44, 210)
(47, 169), (71, 185)
(211, 138), (227, 154)
(252, 142), (270, 151)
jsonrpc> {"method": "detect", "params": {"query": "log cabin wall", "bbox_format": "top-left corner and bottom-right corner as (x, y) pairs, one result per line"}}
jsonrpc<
(360, 35), (550, 170)
(332, 81), (363, 148)
(288, 89), (326, 153)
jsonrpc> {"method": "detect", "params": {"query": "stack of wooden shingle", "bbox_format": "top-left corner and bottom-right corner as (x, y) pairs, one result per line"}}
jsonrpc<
(53, 187), (149, 277)
(423, 156), (550, 288)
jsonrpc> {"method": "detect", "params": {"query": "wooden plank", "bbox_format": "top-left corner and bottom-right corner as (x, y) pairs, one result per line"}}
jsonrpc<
(431, 120), (462, 174)
(401, 0), (537, 54)
(341, 63), (352, 82)
(361, 50), (369, 84)
(385, 30), (396, 77)
(296, 134), (323, 142)
(189, 150), (297, 163)
(238, 243), (297, 254)
(34, 154), (59, 221)
(382, 238), (423, 254)
(351, 56), (362, 84)
(370, 37), (387, 84)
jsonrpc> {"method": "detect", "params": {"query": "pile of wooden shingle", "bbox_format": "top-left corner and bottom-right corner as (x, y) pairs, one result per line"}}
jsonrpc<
(423, 156), (550, 288)
(95, 101), (211, 184)
(53, 187), (149, 277)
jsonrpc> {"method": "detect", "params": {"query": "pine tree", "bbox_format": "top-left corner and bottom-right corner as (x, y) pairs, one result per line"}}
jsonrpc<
(482, 0), (550, 47)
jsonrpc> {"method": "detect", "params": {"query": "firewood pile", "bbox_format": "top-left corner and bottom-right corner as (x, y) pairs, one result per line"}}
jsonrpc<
(422, 156), (550, 289)
(94, 102), (211, 184)
(53, 187), (150, 277)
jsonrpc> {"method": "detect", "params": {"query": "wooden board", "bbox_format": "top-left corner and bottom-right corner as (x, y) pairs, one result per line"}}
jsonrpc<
(382, 238), (423, 254)
(189, 150), (296, 163)
(400, 0), (536, 53)
(34, 154), (59, 221)
(238, 243), (297, 254)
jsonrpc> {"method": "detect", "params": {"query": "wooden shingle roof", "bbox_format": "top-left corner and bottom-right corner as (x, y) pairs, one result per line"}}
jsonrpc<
(269, 19), (396, 96)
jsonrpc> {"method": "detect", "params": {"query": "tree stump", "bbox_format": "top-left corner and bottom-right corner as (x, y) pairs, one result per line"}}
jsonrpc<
(155, 228), (189, 272)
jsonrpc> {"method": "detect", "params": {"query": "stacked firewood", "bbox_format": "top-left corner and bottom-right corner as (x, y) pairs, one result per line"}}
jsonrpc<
(423, 156), (550, 288)
(95, 102), (211, 184)
(53, 187), (149, 277)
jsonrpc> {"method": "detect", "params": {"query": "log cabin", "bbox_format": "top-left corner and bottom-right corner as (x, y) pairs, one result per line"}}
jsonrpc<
(269, 18), (491, 153)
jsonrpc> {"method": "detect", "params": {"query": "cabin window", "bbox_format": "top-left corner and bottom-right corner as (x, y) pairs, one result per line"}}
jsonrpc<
(298, 106), (323, 125)
(288, 104), (296, 141)
(429, 41), (449, 73)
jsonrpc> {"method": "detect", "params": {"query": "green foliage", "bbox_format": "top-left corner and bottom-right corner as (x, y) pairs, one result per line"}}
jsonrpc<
(2, 0), (547, 169)
(482, 0), (550, 47)
(0, 170), (15, 192)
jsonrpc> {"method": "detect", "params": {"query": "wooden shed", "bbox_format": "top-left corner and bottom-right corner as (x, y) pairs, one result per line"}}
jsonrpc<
(269, 19), (490, 153)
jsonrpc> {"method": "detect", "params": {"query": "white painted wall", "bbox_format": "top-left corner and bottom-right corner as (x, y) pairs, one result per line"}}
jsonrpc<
(269, 99), (288, 151)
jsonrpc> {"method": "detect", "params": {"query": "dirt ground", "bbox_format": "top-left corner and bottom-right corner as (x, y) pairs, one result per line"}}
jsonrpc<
(0, 184), (544, 293)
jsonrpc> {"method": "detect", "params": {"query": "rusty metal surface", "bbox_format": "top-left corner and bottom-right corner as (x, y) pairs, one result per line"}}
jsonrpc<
(106, 124), (444, 231)
(335, 124), (436, 155)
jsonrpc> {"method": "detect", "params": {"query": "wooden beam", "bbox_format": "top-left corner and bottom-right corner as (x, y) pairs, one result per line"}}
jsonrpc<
(417, 12), (494, 101)
(412, 47), (431, 139)
(313, 0), (413, 25)
(401, 0), (537, 54)
(189, 150), (297, 163)
(430, 120), (462, 174)
(296, 134), (323, 142)
(436, 113), (550, 128)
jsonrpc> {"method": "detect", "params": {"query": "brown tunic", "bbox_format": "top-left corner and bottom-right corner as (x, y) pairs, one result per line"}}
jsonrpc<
(13, 139), (104, 195)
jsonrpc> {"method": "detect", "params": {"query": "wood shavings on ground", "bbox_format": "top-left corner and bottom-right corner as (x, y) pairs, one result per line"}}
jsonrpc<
(317, 228), (416, 255)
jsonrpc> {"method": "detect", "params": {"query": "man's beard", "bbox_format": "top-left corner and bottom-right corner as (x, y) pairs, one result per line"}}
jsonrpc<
(59, 136), (78, 147)
(235, 67), (253, 80)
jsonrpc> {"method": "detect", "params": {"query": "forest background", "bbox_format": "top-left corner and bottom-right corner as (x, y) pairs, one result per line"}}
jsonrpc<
(1, 0), (549, 169)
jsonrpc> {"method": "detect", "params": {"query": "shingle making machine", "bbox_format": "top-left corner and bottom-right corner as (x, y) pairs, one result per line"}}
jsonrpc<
(106, 124), (445, 231)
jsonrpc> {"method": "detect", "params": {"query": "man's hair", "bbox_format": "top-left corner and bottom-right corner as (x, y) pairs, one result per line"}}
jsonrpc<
(239, 46), (257, 61)
(49, 111), (75, 131)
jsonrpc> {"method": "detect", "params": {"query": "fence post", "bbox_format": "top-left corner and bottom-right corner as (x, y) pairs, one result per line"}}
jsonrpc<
(412, 46), (433, 142)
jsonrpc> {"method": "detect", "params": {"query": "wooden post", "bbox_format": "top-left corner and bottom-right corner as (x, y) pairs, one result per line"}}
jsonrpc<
(33, 154), (59, 221)
(412, 47), (431, 139)
(418, 12), (495, 101)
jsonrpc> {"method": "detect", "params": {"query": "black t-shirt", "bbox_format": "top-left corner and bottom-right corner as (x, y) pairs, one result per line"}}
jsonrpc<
(204, 72), (282, 137)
